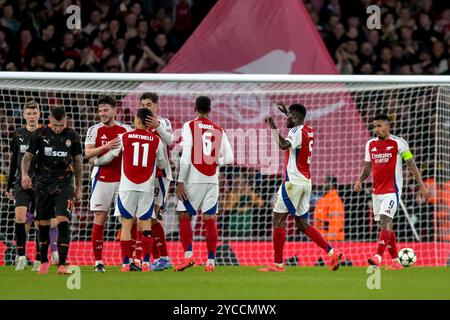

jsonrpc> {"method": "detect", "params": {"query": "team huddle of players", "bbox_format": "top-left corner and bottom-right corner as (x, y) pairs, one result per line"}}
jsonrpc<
(7, 93), (430, 275)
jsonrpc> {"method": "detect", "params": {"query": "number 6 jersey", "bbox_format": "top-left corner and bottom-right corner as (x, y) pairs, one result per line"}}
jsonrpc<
(178, 117), (234, 184)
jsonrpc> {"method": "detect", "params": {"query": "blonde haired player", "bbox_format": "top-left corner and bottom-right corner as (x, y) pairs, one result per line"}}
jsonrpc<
(6, 100), (59, 271)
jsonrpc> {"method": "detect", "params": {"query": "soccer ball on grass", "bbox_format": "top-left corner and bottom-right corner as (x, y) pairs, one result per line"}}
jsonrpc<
(398, 248), (416, 267)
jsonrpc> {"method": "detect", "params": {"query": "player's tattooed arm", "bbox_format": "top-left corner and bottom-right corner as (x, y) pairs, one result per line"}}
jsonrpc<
(406, 158), (430, 201)
(354, 161), (372, 192)
(21, 152), (33, 189)
(265, 116), (291, 150)
(73, 154), (83, 201)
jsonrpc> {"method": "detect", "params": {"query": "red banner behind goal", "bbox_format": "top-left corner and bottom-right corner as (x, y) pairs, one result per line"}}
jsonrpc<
(1, 241), (448, 267)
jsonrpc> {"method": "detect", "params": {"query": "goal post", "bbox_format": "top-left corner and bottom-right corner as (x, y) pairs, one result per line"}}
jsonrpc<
(0, 73), (449, 267)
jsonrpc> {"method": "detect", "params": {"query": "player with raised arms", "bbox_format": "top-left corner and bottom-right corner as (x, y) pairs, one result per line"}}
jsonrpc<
(21, 107), (83, 275)
(259, 103), (343, 272)
(174, 96), (234, 272)
(84, 95), (131, 273)
(354, 114), (430, 269)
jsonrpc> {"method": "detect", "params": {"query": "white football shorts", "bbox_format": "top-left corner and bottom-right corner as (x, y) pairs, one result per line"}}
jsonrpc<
(116, 191), (154, 220)
(176, 183), (218, 216)
(89, 180), (119, 212)
(273, 181), (311, 217)
(154, 177), (171, 209)
(372, 193), (398, 221)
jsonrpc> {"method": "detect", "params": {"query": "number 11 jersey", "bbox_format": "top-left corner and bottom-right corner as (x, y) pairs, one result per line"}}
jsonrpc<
(119, 128), (165, 192)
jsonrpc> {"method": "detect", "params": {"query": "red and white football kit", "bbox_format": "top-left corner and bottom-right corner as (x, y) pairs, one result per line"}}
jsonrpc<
(365, 135), (412, 221)
(116, 129), (165, 220)
(176, 117), (233, 215)
(274, 125), (314, 217)
(149, 115), (174, 210)
(85, 122), (131, 212)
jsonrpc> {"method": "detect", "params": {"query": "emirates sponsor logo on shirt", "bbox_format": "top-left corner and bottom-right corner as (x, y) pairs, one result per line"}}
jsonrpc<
(371, 152), (392, 163)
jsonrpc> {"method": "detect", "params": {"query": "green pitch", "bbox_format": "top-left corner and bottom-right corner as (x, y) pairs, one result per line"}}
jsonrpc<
(0, 266), (449, 300)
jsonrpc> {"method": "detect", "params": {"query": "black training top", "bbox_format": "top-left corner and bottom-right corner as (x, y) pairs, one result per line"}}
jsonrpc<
(27, 126), (82, 191)
(7, 127), (37, 190)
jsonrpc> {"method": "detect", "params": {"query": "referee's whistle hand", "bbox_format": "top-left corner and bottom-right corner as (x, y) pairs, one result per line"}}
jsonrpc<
(21, 176), (32, 190)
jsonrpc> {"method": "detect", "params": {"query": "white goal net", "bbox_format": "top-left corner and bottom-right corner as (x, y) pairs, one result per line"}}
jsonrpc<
(0, 74), (449, 267)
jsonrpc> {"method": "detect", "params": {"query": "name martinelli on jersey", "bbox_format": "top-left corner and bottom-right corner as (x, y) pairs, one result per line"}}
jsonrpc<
(127, 133), (155, 141)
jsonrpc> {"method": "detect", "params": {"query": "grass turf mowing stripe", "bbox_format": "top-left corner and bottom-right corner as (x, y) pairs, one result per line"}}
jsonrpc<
(0, 266), (449, 300)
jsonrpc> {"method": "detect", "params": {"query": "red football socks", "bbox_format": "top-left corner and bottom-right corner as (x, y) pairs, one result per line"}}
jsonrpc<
(142, 233), (153, 263)
(376, 229), (391, 257)
(130, 223), (137, 256)
(135, 230), (143, 261)
(205, 219), (218, 259)
(152, 222), (169, 258)
(273, 227), (286, 264)
(388, 230), (399, 259)
(120, 240), (133, 265)
(179, 217), (193, 252)
(92, 224), (104, 261)
(305, 225), (331, 253)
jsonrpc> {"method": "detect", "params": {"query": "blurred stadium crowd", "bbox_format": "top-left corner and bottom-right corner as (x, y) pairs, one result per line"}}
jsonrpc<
(0, 0), (216, 72)
(1, 0), (450, 74)
(309, 0), (450, 74)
